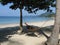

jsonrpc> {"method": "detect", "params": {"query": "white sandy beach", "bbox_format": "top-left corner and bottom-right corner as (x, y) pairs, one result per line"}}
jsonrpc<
(0, 23), (19, 28)
(0, 20), (54, 28)
(24, 20), (54, 27)
(0, 20), (54, 45)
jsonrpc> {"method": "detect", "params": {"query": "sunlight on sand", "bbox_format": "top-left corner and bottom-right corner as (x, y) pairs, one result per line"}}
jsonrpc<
(8, 34), (47, 45)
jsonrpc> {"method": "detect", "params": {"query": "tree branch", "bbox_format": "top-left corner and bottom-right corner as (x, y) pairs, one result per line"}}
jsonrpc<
(41, 30), (49, 39)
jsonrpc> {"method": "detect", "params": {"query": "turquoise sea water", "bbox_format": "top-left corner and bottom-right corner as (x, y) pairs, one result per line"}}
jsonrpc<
(0, 16), (53, 24)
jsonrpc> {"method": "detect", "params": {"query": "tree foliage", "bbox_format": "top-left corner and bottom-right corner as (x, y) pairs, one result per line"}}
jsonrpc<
(0, 0), (1, 1)
(1, 0), (56, 13)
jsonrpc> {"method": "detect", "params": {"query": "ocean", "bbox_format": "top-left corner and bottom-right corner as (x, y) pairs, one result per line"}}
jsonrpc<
(0, 16), (53, 24)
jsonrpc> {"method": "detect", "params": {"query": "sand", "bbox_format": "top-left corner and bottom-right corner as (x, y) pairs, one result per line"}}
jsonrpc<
(23, 20), (54, 27)
(0, 23), (19, 28)
(0, 20), (54, 45)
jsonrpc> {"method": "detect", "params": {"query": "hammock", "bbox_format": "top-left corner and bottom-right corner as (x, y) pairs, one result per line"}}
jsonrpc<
(26, 20), (50, 32)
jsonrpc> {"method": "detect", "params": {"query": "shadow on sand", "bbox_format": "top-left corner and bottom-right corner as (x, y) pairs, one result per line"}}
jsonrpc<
(0, 25), (54, 43)
(0, 26), (20, 42)
(22, 25), (53, 37)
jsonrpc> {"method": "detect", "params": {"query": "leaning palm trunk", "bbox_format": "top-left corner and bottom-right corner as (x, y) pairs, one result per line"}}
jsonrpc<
(46, 0), (60, 45)
(20, 8), (23, 32)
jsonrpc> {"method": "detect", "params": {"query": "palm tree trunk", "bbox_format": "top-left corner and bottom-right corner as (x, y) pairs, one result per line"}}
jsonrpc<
(20, 8), (23, 32)
(46, 0), (60, 45)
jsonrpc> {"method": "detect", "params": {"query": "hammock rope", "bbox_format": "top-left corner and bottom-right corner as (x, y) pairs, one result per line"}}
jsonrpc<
(40, 19), (50, 28)
(27, 19), (50, 31)
(25, 18), (52, 32)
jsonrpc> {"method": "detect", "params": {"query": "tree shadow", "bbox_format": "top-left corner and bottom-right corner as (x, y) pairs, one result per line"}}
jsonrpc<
(22, 25), (54, 38)
(0, 26), (20, 43)
(0, 25), (54, 43)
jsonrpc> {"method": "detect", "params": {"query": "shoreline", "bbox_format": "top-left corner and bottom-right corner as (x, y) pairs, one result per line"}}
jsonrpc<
(0, 20), (54, 28)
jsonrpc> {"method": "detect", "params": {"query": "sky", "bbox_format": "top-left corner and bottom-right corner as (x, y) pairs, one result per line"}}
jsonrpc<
(0, 3), (56, 16)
